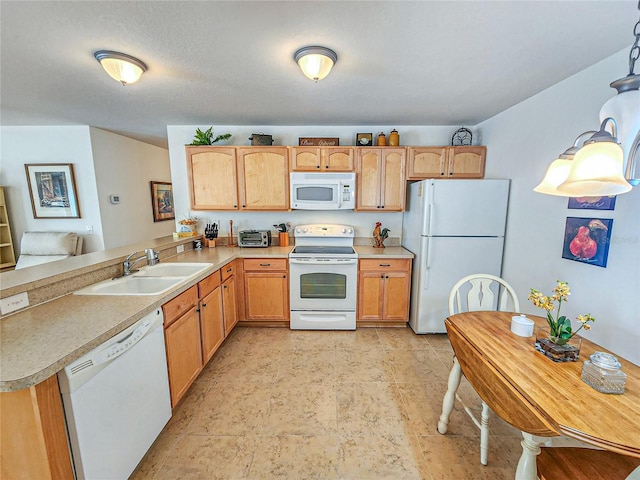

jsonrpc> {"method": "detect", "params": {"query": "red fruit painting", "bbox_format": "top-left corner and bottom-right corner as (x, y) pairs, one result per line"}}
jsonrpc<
(562, 217), (613, 268)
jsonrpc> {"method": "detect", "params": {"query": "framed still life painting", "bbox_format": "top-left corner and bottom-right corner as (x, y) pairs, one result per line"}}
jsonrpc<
(150, 181), (175, 222)
(25, 163), (81, 218)
(562, 217), (613, 268)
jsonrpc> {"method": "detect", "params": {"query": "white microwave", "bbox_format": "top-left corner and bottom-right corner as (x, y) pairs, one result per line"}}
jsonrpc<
(290, 172), (356, 210)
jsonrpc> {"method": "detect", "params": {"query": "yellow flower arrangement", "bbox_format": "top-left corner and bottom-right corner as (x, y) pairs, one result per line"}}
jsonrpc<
(528, 281), (595, 345)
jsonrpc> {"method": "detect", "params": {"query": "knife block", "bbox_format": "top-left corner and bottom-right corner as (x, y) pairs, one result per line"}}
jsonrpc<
(204, 238), (216, 248)
(278, 232), (289, 247)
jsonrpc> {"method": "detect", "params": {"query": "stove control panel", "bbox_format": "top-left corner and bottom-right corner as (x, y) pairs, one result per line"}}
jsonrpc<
(294, 224), (354, 237)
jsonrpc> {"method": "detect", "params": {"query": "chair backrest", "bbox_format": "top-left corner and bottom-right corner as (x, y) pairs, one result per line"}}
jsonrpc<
(449, 273), (520, 315)
(15, 232), (83, 269)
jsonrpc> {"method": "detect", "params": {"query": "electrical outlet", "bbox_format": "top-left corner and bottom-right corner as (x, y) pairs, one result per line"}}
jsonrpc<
(85, 225), (94, 235)
(177, 245), (185, 253)
(1, 292), (29, 315)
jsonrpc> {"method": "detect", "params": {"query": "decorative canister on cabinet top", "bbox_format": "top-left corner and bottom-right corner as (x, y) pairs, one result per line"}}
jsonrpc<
(377, 132), (386, 146)
(388, 129), (399, 146)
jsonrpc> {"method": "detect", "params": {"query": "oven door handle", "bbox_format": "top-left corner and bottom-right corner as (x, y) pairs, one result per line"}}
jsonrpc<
(289, 258), (358, 265)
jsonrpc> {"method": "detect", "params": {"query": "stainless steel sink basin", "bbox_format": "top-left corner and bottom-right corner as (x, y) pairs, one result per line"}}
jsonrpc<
(134, 263), (212, 278)
(74, 262), (213, 296)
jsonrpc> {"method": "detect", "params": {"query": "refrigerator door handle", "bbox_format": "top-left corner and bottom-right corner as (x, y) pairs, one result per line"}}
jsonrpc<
(423, 240), (431, 290)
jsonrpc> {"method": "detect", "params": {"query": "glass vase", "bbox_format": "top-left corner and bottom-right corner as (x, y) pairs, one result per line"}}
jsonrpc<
(534, 325), (582, 363)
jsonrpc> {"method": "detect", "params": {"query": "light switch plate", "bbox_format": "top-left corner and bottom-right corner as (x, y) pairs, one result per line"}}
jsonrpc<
(1, 292), (29, 315)
(176, 245), (184, 253)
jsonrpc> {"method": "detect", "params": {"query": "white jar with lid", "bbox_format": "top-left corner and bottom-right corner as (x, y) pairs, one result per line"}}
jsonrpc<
(581, 351), (627, 394)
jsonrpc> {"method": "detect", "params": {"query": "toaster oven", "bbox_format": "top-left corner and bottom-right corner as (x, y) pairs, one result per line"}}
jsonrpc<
(238, 230), (271, 247)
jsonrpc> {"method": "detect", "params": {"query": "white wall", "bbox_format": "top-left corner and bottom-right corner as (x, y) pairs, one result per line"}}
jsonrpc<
(166, 125), (481, 239)
(90, 127), (173, 249)
(479, 48), (640, 365)
(0, 126), (105, 253)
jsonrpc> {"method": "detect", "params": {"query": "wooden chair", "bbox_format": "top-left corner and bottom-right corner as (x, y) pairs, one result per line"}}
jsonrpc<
(437, 273), (520, 466)
(536, 447), (640, 480)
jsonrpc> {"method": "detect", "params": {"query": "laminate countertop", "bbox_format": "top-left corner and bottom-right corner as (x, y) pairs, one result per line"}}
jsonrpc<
(0, 245), (413, 391)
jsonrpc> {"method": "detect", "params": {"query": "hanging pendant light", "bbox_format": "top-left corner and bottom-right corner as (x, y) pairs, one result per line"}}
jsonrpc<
(94, 50), (147, 86)
(557, 118), (632, 196)
(536, 2), (640, 197)
(294, 46), (337, 82)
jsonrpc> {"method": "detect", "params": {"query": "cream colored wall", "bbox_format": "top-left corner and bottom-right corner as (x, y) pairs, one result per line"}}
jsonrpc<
(0, 126), (105, 253)
(89, 127), (173, 249)
(479, 48), (640, 365)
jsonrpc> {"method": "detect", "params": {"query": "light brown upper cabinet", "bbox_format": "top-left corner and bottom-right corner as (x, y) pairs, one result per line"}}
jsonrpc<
(237, 147), (289, 210)
(356, 148), (406, 211)
(407, 146), (486, 180)
(290, 147), (354, 171)
(186, 146), (239, 210)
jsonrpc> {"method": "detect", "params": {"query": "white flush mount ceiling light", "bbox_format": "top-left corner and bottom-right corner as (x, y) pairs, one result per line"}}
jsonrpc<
(294, 46), (337, 82)
(537, 3), (639, 197)
(94, 50), (147, 86)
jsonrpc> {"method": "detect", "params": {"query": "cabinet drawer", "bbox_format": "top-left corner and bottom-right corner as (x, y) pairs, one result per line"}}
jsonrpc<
(243, 258), (288, 271)
(221, 261), (235, 281)
(163, 285), (198, 327)
(359, 259), (411, 271)
(198, 270), (221, 298)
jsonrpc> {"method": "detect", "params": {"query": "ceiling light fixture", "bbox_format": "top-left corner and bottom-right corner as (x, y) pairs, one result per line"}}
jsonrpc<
(294, 46), (337, 82)
(537, 2), (639, 197)
(94, 50), (147, 86)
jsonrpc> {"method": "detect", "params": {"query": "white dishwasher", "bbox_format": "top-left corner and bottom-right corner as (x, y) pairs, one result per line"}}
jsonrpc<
(58, 308), (171, 480)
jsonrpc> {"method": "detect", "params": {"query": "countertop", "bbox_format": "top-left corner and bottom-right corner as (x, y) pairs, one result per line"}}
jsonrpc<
(0, 245), (413, 391)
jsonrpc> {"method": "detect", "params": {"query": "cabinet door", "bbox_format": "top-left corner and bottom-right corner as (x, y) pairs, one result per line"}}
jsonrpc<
(244, 272), (289, 320)
(186, 146), (238, 210)
(382, 272), (411, 321)
(357, 271), (384, 320)
(164, 307), (203, 406)
(222, 276), (238, 336)
(407, 147), (447, 179)
(237, 147), (289, 210)
(381, 148), (406, 211)
(200, 286), (224, 364)
(448, 146), (486, 178)
(291, 147), (321, 170)
(356, 149), (382, 210)
(323, 147), (354, 171)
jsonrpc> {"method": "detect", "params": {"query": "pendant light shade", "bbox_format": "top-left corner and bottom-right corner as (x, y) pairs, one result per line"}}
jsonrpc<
(557, 138), (632, 196)
(533, 158), (573, 195)
(94, 50), (147, 85)
(294, 46), (337, 82)
(599, 84), (640, 186)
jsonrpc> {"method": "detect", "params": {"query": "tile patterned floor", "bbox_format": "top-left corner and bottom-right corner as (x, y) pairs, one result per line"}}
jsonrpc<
(130, 326), (573, 479)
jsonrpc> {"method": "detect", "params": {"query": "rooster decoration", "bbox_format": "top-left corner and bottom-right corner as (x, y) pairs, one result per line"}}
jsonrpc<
(569, 219), (608, 260)
(373, 222), (390, 248)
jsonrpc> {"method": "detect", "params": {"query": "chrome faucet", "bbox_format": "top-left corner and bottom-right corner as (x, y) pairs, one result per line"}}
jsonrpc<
(122, 248), (160, 276)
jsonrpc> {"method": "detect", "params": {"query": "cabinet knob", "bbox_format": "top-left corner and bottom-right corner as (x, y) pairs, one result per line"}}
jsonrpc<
(325, 165), (328, 169)
(242, 204), (246, 208)
(381, 274), (384, 278)
(316, 165), (320, 169)
(283, 275), (287, 278)
(202, 303), (207, 308)
(234, 204), (238, 207)
(381, 206), (385, 209)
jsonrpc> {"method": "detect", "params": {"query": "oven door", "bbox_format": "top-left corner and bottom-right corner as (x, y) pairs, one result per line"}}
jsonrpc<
(289, 258), (357, 311)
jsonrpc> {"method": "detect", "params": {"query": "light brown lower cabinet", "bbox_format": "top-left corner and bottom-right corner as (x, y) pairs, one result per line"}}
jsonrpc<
(222, 273), (238, 336)
(0, 375), (74, 479)
(358, 259), (411, 323)
(242, 259), (289, 321)
(198, 270), (224, 364)
(163, 285), (203, 407)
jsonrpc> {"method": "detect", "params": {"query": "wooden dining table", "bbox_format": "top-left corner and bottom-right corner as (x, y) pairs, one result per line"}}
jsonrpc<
(440, 311), (640, 480)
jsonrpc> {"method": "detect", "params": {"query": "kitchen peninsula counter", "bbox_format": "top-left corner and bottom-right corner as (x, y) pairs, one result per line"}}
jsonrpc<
(1, 244), (413, 391)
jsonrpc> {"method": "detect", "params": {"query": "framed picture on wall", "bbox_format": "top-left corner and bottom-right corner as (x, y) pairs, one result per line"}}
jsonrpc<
(567, 195), (616, 210)
(561, 217), (613, 268)
(150, 181), (175, 222)
(25, 163), (81, 218)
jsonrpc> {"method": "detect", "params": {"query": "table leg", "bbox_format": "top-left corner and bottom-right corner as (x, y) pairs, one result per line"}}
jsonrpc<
(438, 355), (461, 434)
(515, 432), (547, 480)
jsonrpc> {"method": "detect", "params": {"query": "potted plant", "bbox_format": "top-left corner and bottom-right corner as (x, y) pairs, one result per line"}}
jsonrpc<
(189, 127), (232, 145)
(529, 281), (595, 362)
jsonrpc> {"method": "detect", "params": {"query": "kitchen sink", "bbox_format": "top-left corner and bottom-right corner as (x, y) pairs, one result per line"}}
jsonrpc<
(74, 262), (213, 296)
(134, 262), (212, 278)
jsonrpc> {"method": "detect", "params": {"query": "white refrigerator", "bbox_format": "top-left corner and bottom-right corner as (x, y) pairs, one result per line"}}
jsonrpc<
(402, 179), (510, 333)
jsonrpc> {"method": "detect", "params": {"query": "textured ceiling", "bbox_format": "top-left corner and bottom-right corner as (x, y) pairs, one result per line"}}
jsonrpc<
(0, 1), (636, 148)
